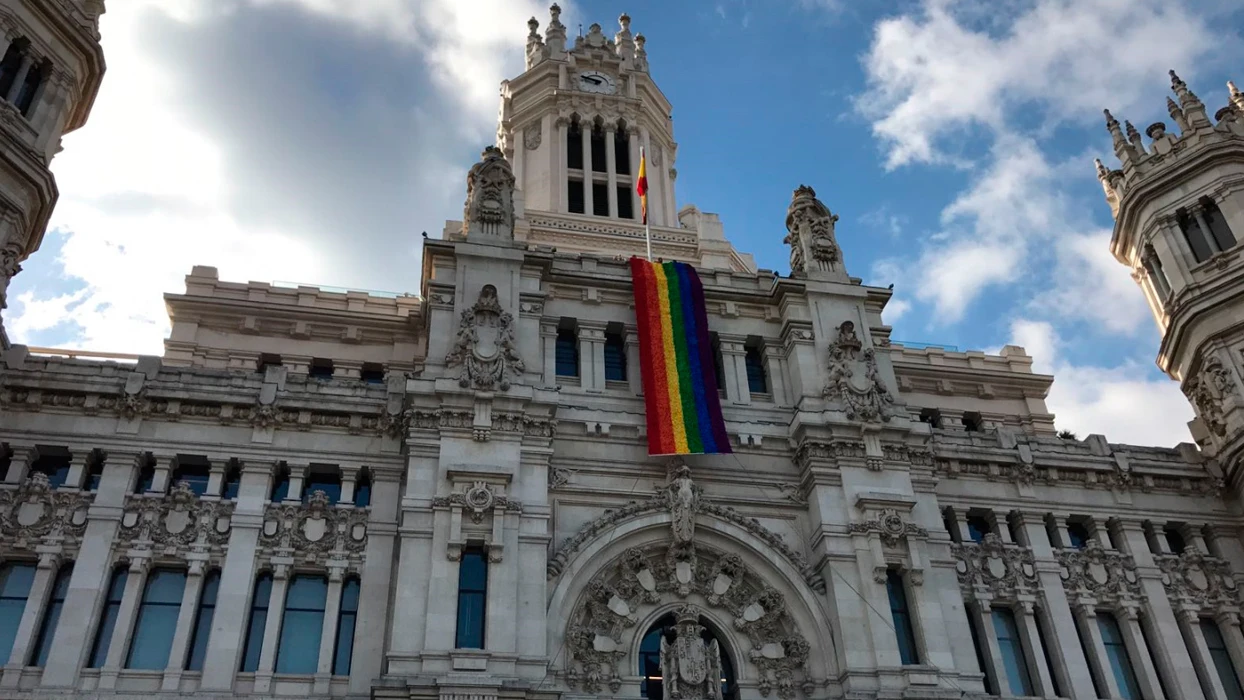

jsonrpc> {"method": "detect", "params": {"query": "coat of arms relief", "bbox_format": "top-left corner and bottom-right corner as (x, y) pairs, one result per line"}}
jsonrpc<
(823, 321), (899, 423)
(445, 285), (525, 391)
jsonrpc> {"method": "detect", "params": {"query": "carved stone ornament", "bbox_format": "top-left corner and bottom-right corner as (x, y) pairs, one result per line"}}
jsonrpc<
(461, 146), (516, 238)
(118, 482), (235, 555)
(564, 541), (813, 699)
(1057, 540), (1141, 604)
(661, 605), (725, 700)
(848, 508), (928, 548)
(1157, 550), (1241, 612)
(823, 321), (898, 423)
(444, 285), (525, 391)
(548, 465), (824, 594)
(1184, 358), (1238, 437)
(0, 242), (21, 307)
(524, 127), (542, 150)
(258, 489), (369, 565)
(951, 534), (1039, 601)
(0, 473), (91, 549)
(783, 185), (841, 277)
(432, 481), (521, 523)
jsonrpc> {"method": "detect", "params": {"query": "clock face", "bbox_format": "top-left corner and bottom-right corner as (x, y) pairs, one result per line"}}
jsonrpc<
(577, 70), (616, 95)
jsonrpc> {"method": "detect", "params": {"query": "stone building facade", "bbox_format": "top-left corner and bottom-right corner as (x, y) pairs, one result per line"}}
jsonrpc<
(2, 5), (1244, 700)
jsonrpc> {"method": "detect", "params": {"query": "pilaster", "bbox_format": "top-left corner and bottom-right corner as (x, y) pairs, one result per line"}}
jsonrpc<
(97, 555), (151, 690)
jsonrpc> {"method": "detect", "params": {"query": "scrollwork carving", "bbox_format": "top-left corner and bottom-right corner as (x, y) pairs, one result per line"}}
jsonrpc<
(848, 508), (928, 547)
(1057, 540), (1141, 604)
(0, 473), (92, 548)
(952, 534), (1039, 601)
(258, 489), (369, 565)
(823, 321), (898, 423)
(118, 482), (234, 555)
(444, 285), (525, 391)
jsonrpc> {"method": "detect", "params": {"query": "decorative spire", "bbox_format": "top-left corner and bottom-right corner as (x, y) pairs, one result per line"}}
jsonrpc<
(525, 17), (546, 69)
(1230, 80), (1244, 113)
(545, 3), (567, 54)
(528, 16), (540, 39)
(1104, 109), (1125, 145)
(1095, 158), (1110, 180)
(1166, 96), (1190, 134)
(615, 13), (635, 61)
(1170, 69), (1204, 108)
(1125, 120), (1146, 154)
(634, 33), (648, 72)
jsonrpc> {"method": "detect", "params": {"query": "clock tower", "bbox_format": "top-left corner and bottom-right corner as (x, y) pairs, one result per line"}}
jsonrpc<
(494, 6), (752, 271)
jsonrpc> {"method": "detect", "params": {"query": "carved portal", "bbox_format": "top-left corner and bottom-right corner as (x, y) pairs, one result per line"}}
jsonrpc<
(462, 146), (516, 238)
(445, 285), (525, 391)
(783, 186), (841, 277)
(661, 605), (724, 700)
(823, 321), (897, 423)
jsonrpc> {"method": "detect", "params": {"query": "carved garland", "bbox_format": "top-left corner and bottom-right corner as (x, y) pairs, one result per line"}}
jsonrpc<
(1056, 540), (1142, 604)
(117, 482), (234, 556)
(951, 534), (1040, 602)
(0, 473), (92, 550)
(1156, 550), (1242, 612)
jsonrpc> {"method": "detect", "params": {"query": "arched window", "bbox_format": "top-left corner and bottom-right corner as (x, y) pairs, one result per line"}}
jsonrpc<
(185, 570), (220, 671)
(0, 563), (35, 663)
(239, 573), (272, 672)
(30, 563), (73, 666)
(638, 614), (737, 700)
(275, 574), (328, 674)
(333, 577), (360, 675)
(88, 567), (128, 667)
(126, 569), (187, 669)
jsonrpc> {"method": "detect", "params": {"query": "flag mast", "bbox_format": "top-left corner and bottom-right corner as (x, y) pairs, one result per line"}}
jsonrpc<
(638, 146), (651, 261)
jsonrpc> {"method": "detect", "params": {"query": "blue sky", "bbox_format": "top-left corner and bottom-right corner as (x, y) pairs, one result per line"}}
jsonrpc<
(8, 0), (1244, 446)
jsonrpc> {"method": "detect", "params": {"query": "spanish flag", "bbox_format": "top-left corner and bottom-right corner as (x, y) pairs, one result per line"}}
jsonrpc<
(636, 147), (648, 225)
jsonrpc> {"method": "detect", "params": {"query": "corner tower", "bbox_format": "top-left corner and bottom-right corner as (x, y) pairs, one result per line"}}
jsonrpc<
(494, 6), (753, 272)
(1100, 71), (1244, 489)
(0, 0), (106, 347)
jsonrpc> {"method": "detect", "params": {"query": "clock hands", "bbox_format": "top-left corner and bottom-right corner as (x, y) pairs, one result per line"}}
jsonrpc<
(581, 74), (604, 85)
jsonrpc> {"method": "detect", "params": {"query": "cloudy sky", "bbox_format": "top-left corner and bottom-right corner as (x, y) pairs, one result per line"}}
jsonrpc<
(8, 0), (1244, 446)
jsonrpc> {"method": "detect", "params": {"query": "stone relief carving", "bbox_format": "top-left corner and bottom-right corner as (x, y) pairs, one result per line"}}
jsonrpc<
(1057, 540), (1141, 604)
(661, 605), (725, 700)
(823, 322), (898, 423)
(462, 146), (516, 238)
(0, 473), (91, 549)
(1157, 550), (1241, 612)
(524, 127), (542, 150)
(951, 534), (1039, 602)
(432, 481), (522, 523)
(0, 242), (21, 308)
(847, 508), (928, 547)
(1184, 357), (1238, 437)
(548, 464), (824, 593)
(444, 285), (525, 391)
(258, 489), (369, 565)
(783, 186), (841, 277)
(118, 482), (234, 555)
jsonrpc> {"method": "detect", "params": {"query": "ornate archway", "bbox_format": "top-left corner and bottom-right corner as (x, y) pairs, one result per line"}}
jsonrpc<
(554, 464), (829, 699)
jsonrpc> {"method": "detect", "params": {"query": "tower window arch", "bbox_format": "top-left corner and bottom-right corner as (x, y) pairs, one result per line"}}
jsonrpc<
(638, 613), (738, 700)
(614, 121), (631, 175)
(1179, 199), (1237, 263)
(590, 119), (607, 173)
(0, 40), (27, 101)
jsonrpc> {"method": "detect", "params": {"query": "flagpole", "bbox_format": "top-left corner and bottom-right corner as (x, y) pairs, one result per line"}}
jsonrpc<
(640, 146), (652, 261)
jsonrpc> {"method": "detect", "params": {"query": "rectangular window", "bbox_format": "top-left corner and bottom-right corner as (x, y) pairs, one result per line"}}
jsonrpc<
(710, 333), (726, 397)
(568, 178), (585, 214)
(567, 122), (583, 170)
(1098, 612), (1142, 700)
(0, 45), (22, 99)
(744, 339), (768, 394)
(185, 570), (220, 671)
(360, 363), (385, 384)
(885, 569), (920, 665)
(1202, 619), (1244, 700)
(992, 608), (1035, 695)
(304, 467), (342, 505)
(271, 465), (290, 502)
(555, 324), (579, 378)
(333, 578), (360, 675)
(222, 463), (241, 500)
(31, 564), (73, 666)
(455, 548), (488, 649)
(276, 575), (328, 674)
(590, 127), (607, 173)
(617, 185), (634, 219)
(89, 568), (128, 668)
(919, 408), (942, 428)
(85, 453), (106, 491)
(0, 563), (35, 664)
(309, 358), (334, 380)
(962, 411), (983, 431)
(30, 449), (71, 489)
(604, 327), (627, 382)
(1067, 521), (1091, 549)
(1180, 210), (1214, 263)
(592, 182), (609, 217)
(172, 457), (211, 497)
(240, 574), (272, 672)
(353, 470), (372, 508)
(966, 514), (991, 543)
(127, 569), (187, 670)
(1203, 199), (1237, 253)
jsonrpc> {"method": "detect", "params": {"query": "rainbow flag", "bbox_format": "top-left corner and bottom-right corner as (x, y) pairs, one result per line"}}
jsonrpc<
(636, 149), (648, 225)
(630, 257), (731, 455)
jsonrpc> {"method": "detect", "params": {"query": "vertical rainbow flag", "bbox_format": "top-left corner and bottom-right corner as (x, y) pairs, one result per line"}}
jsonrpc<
(630, 257), (731, 455)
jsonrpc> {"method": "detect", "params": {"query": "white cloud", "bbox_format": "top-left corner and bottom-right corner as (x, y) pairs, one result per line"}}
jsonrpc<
(883, 297), (912, 323)
(1004, 319), (1193, 446)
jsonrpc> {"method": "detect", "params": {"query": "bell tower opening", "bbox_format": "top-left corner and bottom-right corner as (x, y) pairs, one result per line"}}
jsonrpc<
(638, 613), (738, 700)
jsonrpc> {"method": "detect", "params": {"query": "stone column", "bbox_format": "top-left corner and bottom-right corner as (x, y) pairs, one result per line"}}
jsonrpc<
(581, 125), (594, 215)
(641, 127), (662, 226)
(1047, 514), (1071, 549)
(579, 324), (605, 392)
(1015, 600), (1057, 697)
(554, 116), (567, 213)
(1180, 606), (1229, 700)
(340, 467), (358, 506)
(284, 463), (306, 503)
(5, 54), (33, 103)
(540, 322), (558, 388)
(252, 563), (291, 694)
(349, 470), (398, 694)
(64, 450), (90, 490)
(763, 346), (787, 405)
(971, 597), (1010, 695)
(624, 328), (642, 395)
(199, 462), (269, 691)
(314, 566), (346, 693)
(512, 126), (525, 193)
(605, 127), (618, 217)
(149, 454), (173, 494)
(1, 552), (60, 685)
(1117, 604), (1165, 700)
(3, 444), (31, 484)
(664, 154), (677, 228)
(40, 451), (138, 687)
(97, 556), (151, 690)
(1194, 207), (1220, 254)
(161, 559), (207, 690)
(1074, 604), (1122, 699)
(1214, 611), (1244, 694)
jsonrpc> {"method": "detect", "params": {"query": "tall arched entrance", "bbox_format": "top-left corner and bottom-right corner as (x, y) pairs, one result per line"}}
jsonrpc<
(638, 611), (738, 700)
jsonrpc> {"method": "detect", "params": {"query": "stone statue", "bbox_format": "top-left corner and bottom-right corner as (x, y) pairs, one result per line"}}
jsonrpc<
(462, 146), (516, 239)
(660, 606), (724, 700)
(784, 185), (841, 278)
(669, 464), (699, 545)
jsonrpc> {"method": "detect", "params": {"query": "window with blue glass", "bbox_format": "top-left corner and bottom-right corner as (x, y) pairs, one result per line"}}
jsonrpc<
(966, 608), (997, 695)
(455, 548), (488, 649)
(276, 575), (328, 674)
(1067, 521), (1091, 549)
(353, 470), (372, 508)
(992, 608), (1034, 695)
(886, 569), (920, 665)
(604, 327), (627, 382)
(304, 467), (342, 505)
(184, 570), (220, 671)
(966, 515), (991, 544)
(555, 325), (579, 378)
(240, 573), (272, 672)
(1098, 612), (1142, 700)
(31, 563), (73, 666)
(333, 577), (360, 675)
(1202, 619), (1244, 700)
(126, 569), (187, 670)
(639, 614), (737, 700)
(172, 458), (211, 497)
(0, 562), (35, 663)
(222, 463), (241, 500)
(1164, 525), (1187, 554)
(133, 457), (155, 494)
(744, 339), (768, 394)
(270, 467), (290, 503)
(360, 363), (385, 384)
(88, 567), (128, 668)
(85, 452), (105, 492)
(29, 450), (71, 489)
(309, 358), (334, 380)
